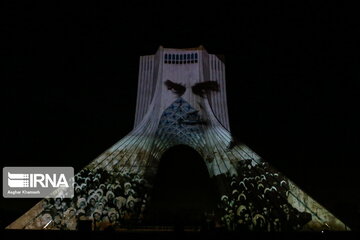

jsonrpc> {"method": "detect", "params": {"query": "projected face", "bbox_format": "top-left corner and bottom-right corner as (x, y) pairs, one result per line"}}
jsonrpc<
(164, 80), (219, 98)
(109, 213), (117, 222)
(79, 201), (86, 209)
(69, 209), (76, 217)
(164, 79), (219, 113)
(163, 79), (219, 123)
(128, 200), (135, 209)
(93, 212), (101, 221)
(156, 78), (220, 146)
(160, 51), (221, 113)
(90, 198), (96, 207)
(153, 51), (227, 149)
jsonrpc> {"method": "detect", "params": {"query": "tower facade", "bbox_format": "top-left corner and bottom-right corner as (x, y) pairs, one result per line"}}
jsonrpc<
(7, 46), (349, 231)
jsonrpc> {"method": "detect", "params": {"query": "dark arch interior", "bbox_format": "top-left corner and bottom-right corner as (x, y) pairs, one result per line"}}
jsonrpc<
(145, 145), (218, 227)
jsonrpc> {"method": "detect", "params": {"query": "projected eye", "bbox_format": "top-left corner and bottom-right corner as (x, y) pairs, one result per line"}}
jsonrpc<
(192, 81), (219, 97)
(164, 80), (186, 96)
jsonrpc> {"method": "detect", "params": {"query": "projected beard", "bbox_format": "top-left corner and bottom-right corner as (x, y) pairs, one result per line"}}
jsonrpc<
(155, 80), (219, 147)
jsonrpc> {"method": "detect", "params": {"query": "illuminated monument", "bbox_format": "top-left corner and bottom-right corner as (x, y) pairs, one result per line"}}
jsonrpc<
(8, 46), (349, 231)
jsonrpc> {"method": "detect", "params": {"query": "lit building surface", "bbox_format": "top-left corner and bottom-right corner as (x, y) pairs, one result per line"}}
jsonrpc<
(7, 46), (349, 231)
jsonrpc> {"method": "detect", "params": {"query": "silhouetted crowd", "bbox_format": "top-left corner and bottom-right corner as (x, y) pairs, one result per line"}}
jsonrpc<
(218, 160), (312, 231)
(25, 168), (150, 230)
(24, 159), (313, 231)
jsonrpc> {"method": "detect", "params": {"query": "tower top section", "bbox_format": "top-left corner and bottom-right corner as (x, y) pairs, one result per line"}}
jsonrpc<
(158, 45), (206, 51)
(134, 46), (230, 131)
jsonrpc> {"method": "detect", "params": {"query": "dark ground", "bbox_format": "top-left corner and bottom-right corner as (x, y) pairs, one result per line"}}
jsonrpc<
(1, 0), (359, 233)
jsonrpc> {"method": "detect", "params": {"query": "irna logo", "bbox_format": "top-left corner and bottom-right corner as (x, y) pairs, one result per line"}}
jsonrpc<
(8, 172), (69, 188)
(3, 167), (74, 198)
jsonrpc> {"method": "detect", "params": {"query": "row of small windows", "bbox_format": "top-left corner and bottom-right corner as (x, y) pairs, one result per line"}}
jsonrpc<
(164, 53), (198, 64)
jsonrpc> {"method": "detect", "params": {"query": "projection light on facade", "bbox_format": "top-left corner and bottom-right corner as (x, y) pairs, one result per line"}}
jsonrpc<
(7, 46), (350, 231)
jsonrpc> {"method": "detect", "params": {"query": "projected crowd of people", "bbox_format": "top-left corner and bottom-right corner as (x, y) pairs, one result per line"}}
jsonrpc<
(23, 159), (313, 231)
(25, 168), (150, 230)
(217, 159), (312, 231)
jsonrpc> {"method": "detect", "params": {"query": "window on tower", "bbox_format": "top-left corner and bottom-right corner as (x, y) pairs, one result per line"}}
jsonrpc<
(164, 53), (198, 64)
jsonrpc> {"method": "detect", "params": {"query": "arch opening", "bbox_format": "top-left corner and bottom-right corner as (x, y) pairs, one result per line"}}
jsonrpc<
(145, 145), (218, 228)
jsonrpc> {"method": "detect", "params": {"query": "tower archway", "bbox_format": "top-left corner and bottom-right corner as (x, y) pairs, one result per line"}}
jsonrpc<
(145, 145), (218, 227)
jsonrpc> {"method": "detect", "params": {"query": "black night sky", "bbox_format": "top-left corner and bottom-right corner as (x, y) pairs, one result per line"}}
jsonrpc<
(1, 0), (359, 231)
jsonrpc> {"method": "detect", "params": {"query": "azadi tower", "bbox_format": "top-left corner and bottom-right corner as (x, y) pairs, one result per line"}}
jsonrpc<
(7, 46), (349, 231)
